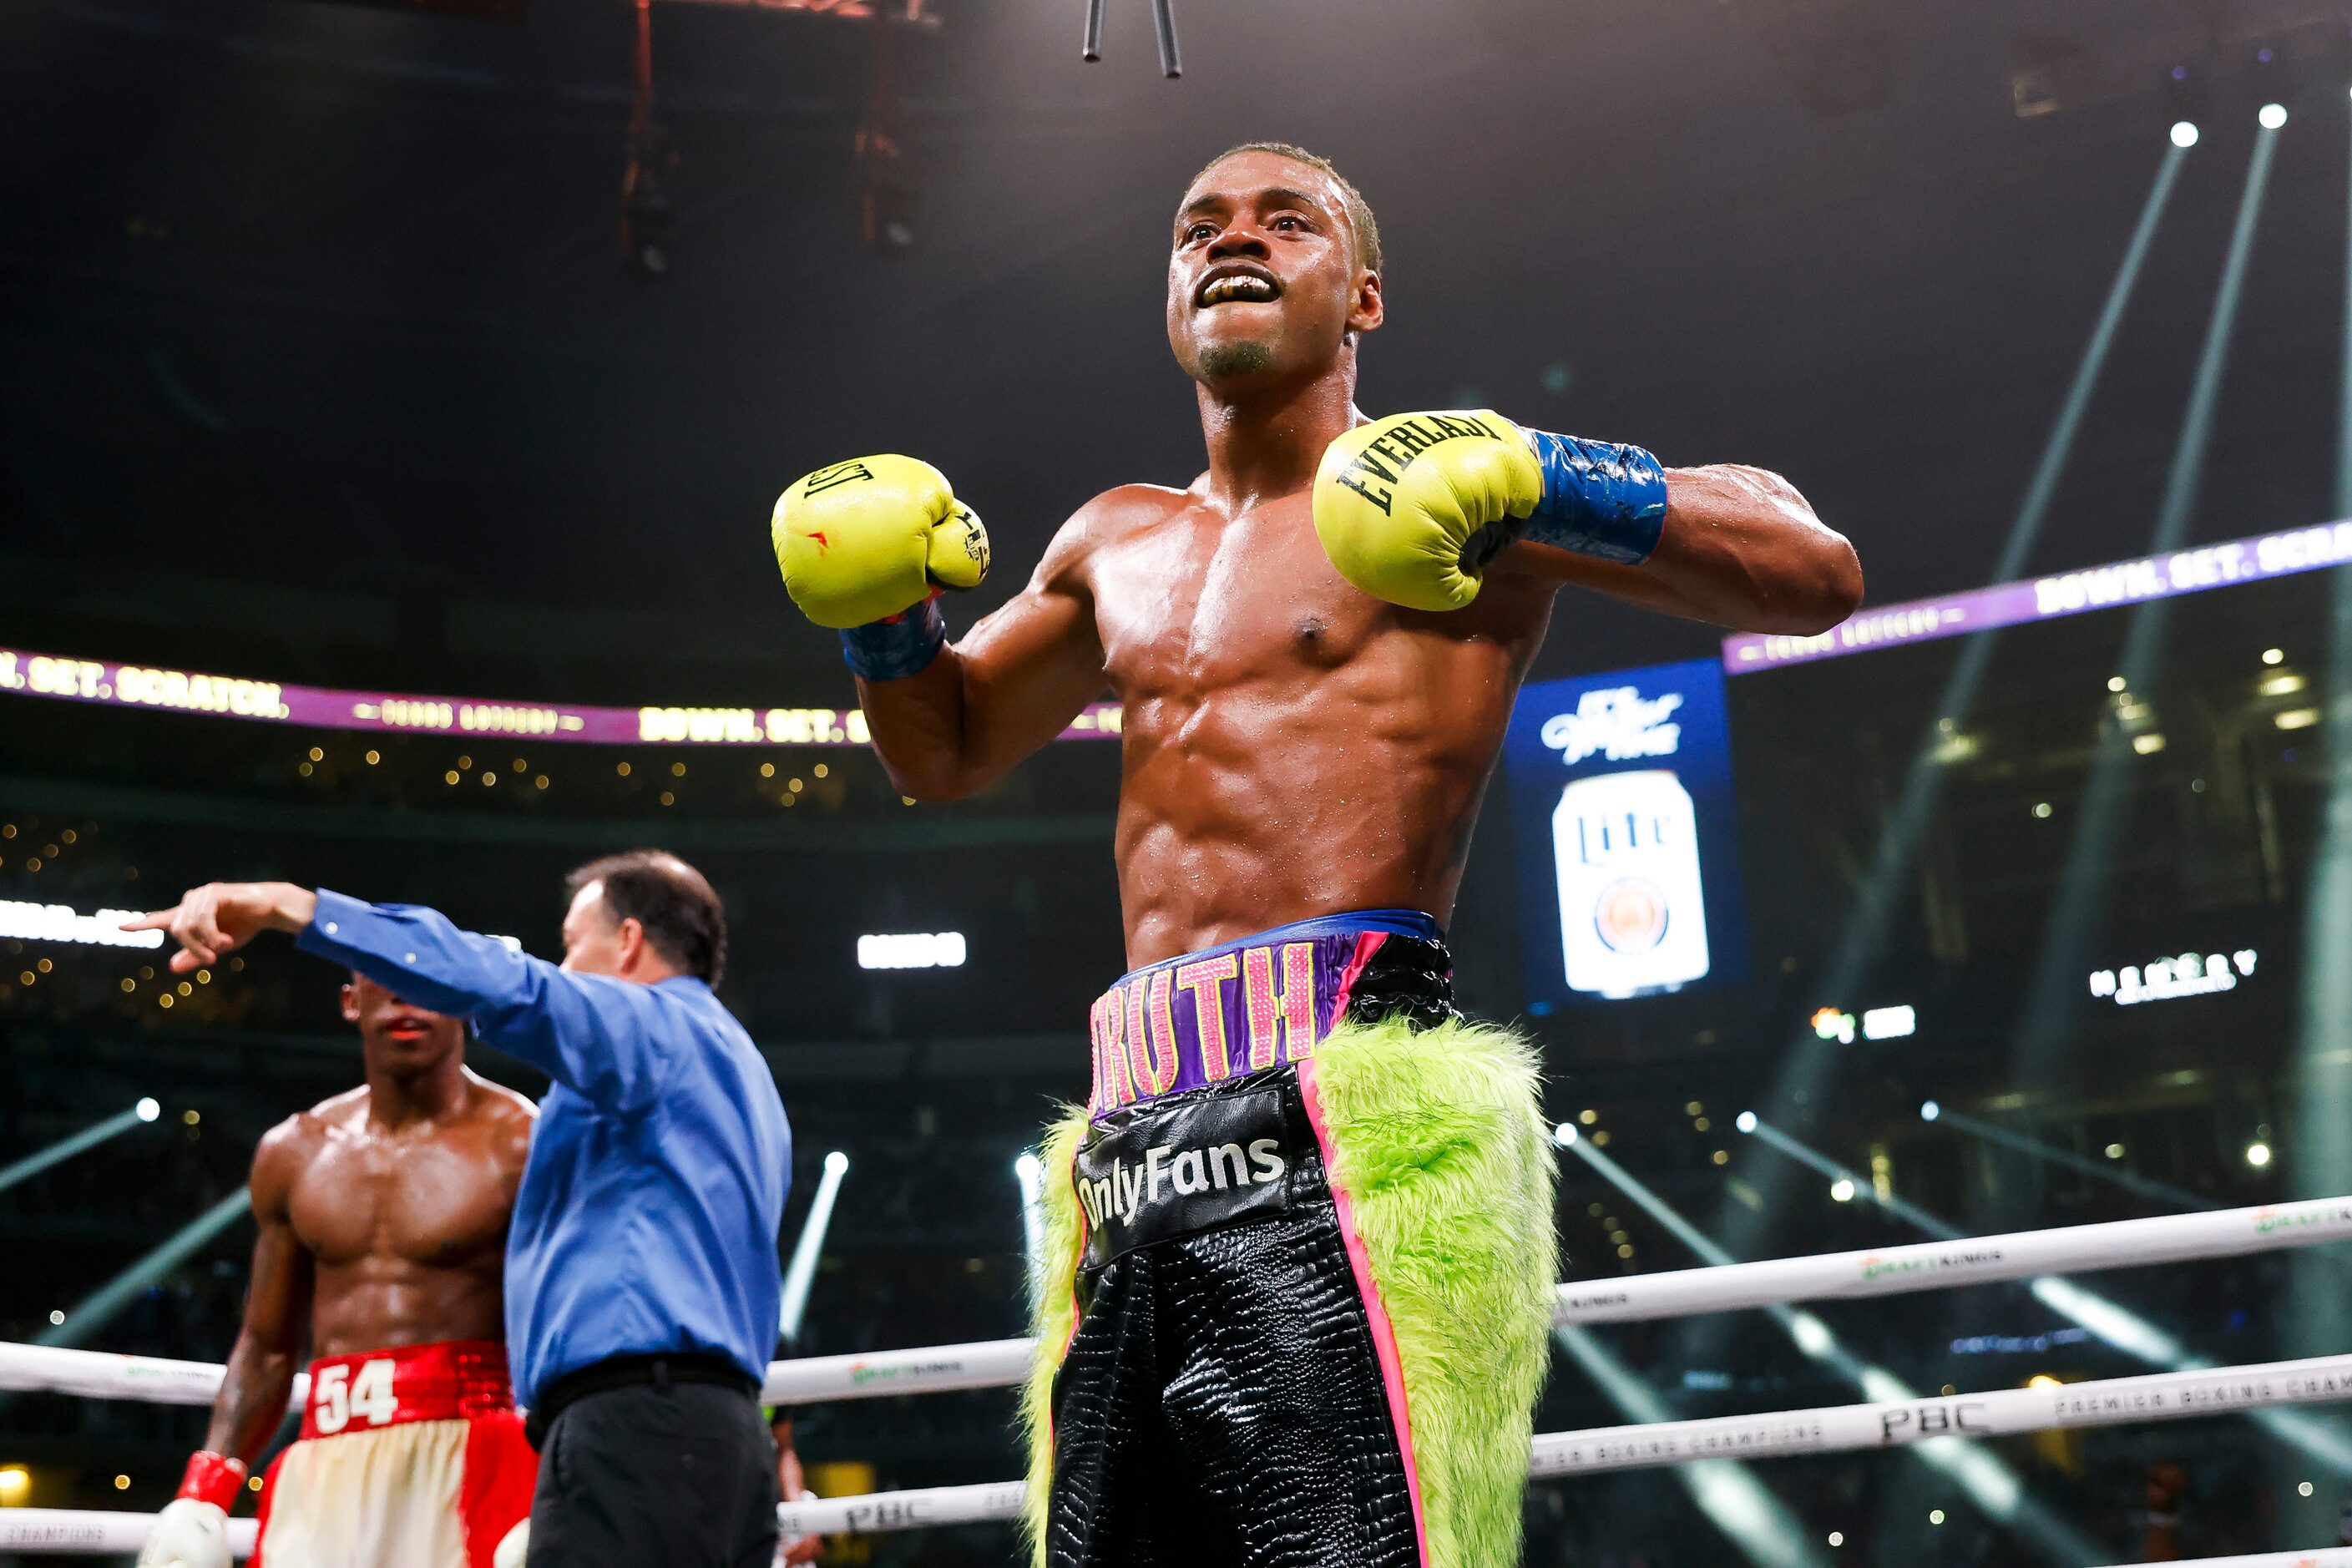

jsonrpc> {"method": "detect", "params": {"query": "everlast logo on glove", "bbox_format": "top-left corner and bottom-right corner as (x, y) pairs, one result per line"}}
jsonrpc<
(1074, 1084), (1308, 1269)
(1329, 412), (1510, 515)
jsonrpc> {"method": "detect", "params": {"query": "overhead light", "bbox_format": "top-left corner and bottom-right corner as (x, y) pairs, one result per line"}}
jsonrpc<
(1862, 1004), (1916, 1040)
(0, 1467), (27, 1494)
(1830, 1177), (1856, 1202)
(2105, 1142), (2125, 1159)
(134, 1098), (159, 1122)
(1012, 1151), (1039, 1181)
(1920, 1100), (1941, 1122)
(1553, 1122), (1580, 1146)
(2247, 1141), (2274, 1168)
(2258, 103), (2288, 129)
(823, 1150), (850, 1176)
(2133, 733), (2167, 755)
(2261, 673), (2306, 695)
(1736, 1111), (1758, 1134)
(0, 901), (164, 950)
(2106, 675), (2127, 692)
(2170, 120), (2200, 147)
(2278, 709), (2322, 731)
(2263, 647), (2286, 665)
(857, 932), (967, 970)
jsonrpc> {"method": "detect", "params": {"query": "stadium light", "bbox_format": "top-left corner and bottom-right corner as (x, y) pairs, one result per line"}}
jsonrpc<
(2259, 103), (2289, 130)
(2007, 109), (2283, 1090)
(1553, 1122), (1580, 1146)
(2172, 120), (2200, 148)
(0, 1101), (167, 1198)
(39, 1188), (252, 1348)
(1694, 134), (2192, 1317)
(2248, 1141), (2274, 1168)
(857, 932), (966, 970)
(1735, 1110), (1758, 1134)
(779, 1153), (849, 1344)
(1919, 1100), (1940, 1122)
(1561, 1134), (2101, 1561)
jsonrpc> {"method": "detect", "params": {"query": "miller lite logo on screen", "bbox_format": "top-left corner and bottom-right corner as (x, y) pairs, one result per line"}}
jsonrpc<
(1505, 658), (1748, 1008)
(1553, 769), (1712, 998)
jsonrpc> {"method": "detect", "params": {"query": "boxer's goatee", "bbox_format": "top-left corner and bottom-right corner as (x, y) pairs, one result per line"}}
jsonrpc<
(1200, 341), (1275, 379)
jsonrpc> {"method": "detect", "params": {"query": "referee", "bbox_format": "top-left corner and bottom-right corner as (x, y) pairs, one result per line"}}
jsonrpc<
(133, 851), (791, 1568)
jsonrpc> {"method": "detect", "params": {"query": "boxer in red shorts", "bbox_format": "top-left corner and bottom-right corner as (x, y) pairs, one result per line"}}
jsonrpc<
(139, 974), (537, 1568)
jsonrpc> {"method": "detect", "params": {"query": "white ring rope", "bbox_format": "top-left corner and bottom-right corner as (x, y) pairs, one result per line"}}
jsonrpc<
(12, 1195), (2349, 1411)
(1526, 1353), (2352, 1475)
(18, 1354), (2352, 1548)
(2091, 1556), (2352, 1568)
(0, 1510), (257, 1557)
(1551, 1195), (2352, 1323)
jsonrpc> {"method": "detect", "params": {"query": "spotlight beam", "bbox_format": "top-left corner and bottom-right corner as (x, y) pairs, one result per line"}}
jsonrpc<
(0, 1101), (160, 1197)
(1699, 136), (2193, 1287)
(36, 1187), (252, 1350)
(1553, 1324), (1829, 1568)
(779, 1151), (849, 1346)
(2279, 94), (2352, 1537)
(1563, 1136), (2102, 1564)
(1739, 1116), (2352, 1475)
(2008, 117), (2284, 1088)
(1920, 1103), (2214, 1211)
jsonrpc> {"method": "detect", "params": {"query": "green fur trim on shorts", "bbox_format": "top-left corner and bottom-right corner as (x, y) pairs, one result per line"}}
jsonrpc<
(1018, 1016), (1555, 1568)
(1308, 1014), (1557, 1568)
(1021, 1103), (1091, 1567)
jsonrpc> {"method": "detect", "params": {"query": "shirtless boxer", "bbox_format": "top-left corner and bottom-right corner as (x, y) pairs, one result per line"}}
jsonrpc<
(139, 975), (536, 1568)
(769, 143), (1861, 1568)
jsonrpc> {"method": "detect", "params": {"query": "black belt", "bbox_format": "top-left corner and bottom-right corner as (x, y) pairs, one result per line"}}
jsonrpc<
(524, 1352), (760, 1449)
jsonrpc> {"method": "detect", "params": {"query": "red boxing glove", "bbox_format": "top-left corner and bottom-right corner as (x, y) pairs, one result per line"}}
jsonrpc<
(175, 1451), (247, 1511)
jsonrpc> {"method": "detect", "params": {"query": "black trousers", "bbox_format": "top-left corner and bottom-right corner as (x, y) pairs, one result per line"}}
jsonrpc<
(526, 1380), (778, 1568)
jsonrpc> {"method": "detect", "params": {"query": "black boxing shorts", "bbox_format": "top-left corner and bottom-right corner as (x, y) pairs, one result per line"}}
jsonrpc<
(1019, 910), (1557, 1568)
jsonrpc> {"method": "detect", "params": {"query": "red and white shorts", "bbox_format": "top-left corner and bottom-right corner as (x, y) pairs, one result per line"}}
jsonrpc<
(252, 1340), (536, 1568)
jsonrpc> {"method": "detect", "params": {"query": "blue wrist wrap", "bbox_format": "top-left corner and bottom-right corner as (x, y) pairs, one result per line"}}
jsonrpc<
(1521, 428), (1670, 565)
(839, 596), (946, 681)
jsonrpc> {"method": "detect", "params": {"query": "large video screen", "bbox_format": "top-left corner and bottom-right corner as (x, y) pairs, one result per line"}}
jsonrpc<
(1504, 658), (1750, 1010)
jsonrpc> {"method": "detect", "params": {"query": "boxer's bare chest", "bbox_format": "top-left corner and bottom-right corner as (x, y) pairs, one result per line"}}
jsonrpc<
(287, 1113), (513, 1272)
(1087, 488), (1545, 719)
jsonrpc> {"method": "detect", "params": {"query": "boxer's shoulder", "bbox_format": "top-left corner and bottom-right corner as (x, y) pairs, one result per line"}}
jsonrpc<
(249, 1103), (337, 1213)
(463, 1069), (536, 1125)
(463, 1071), (537, 1171)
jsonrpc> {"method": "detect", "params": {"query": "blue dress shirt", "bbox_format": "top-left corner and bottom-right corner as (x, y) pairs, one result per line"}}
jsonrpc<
(296, 888), (791, 1407)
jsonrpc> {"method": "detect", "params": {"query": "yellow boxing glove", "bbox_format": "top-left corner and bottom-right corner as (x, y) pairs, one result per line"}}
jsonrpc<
(1314, 411), (1670, 610)
(771, 455), (990, 631)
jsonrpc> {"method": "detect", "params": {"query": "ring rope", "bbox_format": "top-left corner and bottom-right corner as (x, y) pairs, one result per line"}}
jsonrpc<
(18, 1353), (2349, 1548)
(11, 1195), (2349, 1410)
(2089, 1554), (2352, 1567)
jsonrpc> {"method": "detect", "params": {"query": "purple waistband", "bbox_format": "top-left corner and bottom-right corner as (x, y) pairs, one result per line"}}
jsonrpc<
(1087, 918), (1408, 1117)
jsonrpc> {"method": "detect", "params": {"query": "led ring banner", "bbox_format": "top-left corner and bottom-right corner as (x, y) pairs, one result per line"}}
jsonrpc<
(0, 647), (1122, 748)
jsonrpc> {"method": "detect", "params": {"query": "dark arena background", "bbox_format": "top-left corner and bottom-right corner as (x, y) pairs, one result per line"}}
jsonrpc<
(8, 0), (2352, 1563)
